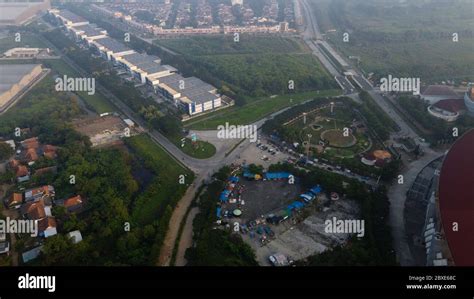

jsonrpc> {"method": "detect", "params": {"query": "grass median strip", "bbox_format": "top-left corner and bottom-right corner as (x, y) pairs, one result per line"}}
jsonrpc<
(186, 90), (342, 130)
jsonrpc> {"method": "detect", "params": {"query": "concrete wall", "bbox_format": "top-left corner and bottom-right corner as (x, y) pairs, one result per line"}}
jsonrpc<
(0, 65), (42, 110)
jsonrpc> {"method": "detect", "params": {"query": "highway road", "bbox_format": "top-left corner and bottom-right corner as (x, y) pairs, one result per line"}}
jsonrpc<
(44, 6), (440, 266)
(298, 0), (354, 94)
(296, 0), (443, 266)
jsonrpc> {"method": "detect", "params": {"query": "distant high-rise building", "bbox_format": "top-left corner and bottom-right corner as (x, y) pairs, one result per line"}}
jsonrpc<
(464, 85), (474, 114)
(231, 0), (243, 6)
(279, 22), (289, 32)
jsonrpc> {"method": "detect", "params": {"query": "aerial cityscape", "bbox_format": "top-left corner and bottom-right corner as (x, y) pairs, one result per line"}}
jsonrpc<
(0, 0), (472, 295)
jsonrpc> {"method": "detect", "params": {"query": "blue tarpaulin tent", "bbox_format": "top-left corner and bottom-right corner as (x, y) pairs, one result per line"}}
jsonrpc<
(310, 185), (322, 195)
(300, 193), (314, 202)
(219, 190), (231, 202)
(228, 176), (240, 183)
(264, 172), (292, 180)
(243, 171), (255, 178)
(287, 201), (305, 211)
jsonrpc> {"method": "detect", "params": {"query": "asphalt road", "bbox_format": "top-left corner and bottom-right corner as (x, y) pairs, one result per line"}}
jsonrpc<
(296, 0), (443, 266)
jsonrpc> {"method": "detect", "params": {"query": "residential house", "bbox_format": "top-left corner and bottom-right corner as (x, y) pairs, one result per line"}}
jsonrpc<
(24, 185), (55, 203)
(20, 137), (40, 150)
(67, 230), (83, 244)
(58, 195), (84, 213)
(0, 233), (9, 254)
(37, 217), (57, 238)
(15, 165), (30, 183)
(21, 199), (51, 220)
(5, 192), (23, 209)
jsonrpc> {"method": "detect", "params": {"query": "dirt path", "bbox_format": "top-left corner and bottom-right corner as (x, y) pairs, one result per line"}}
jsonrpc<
(157, 173), (206, 266)
(174, 207), (199, 266)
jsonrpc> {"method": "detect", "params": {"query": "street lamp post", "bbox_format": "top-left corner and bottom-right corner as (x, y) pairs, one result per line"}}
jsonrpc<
(307, 134), (312, 162)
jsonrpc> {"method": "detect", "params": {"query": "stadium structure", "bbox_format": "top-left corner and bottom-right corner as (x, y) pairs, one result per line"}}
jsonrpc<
(422, 129), (474, 266)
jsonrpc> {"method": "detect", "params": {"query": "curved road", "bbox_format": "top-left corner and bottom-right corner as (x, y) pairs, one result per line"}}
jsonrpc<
(296, 0), (442, 266)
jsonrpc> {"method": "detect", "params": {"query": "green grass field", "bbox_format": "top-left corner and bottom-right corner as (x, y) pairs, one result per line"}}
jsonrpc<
(286, 105), (371, 159)
(0, 55), (116, 114)
(156, 35), (337, 97)
(168, 135), (217, 159)
(189, 53), (335, 95)
(329, 36), (474, 82)
(0, 33), (50, 53)
(185, 90), (341, 130)
(44, 60), (117, 114)
(309, 0), (474, 83)
(309, 0), (473, 34)
(126, 134), (194, 224)
(154, 35), (309, 56)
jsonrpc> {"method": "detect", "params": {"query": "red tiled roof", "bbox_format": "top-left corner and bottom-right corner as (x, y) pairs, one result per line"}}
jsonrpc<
(16, 165), (29, 177)
(438, 129), (474, 266)
(433, 99), (466, 113)
(23, 200), (46, 220)
(26, 148), (39, 162)
(43, 151), (57, 159)
(34, 166), (57, 177)
(38, 217), (56, 231)
(8, 193), (23, 206)
(43, 145), (57, 152)
(64, 195), (83, 208)
(21, 137), (39, 149)
(9, 159), (20, 169)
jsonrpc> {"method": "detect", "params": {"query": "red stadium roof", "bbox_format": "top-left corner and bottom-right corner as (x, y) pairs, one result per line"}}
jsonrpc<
(433, 99), (466, 113)
(422, 85), (460, 97)
(438, 129), (474, 266)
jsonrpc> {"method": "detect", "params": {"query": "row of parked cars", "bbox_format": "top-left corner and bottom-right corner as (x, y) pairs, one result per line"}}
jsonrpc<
(256, 141), (279, 156)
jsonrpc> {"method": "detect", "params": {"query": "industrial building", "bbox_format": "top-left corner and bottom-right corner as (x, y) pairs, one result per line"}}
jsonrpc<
(2, 47), (48, 58)
(138, 63), (176, 85)
(0, 64), (44, 113)
(0, 0), (50, 26)
(49, 8), (89, 27)
(49, 9), (222, 116)
(90, 37), (135, 62)
(115, 52), (161, 73)
(68, 24), (108, 43)
(156, 75), (222, 115)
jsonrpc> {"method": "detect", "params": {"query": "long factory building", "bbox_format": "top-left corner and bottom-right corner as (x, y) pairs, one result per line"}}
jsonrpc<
(48, 9), (221, 116)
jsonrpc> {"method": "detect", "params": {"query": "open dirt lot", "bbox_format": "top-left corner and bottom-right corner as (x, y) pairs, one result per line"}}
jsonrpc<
(235, 180), (301, 221)
(242, 198), (360, 265)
